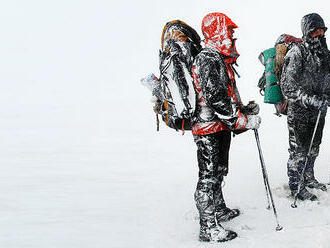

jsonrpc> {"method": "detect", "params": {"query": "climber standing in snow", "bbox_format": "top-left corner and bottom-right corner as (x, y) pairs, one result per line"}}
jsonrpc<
(281, 13), (330, 201)
(191, 12), (261, 242)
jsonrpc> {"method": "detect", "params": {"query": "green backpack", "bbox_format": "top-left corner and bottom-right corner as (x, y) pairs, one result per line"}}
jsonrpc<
(258, 34), (302, 115)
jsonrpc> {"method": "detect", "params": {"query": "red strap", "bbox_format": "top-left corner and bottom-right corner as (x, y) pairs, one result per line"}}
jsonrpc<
(182, 120), (185, 135)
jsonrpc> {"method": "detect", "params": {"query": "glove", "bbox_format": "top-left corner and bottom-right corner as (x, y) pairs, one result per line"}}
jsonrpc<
(245, 102), (260, 115)
(245, 115), (262, 130)
(318, 95), (329, 113)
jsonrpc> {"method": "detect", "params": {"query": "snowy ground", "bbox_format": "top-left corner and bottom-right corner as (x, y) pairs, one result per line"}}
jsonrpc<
(1, 0), (330, 247)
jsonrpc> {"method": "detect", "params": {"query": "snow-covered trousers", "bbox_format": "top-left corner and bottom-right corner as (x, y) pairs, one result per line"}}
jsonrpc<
(286, 108), (326, 192)
(193, 131), (231, 228)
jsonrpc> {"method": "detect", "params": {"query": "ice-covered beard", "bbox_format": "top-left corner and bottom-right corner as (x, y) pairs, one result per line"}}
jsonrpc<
(305, 35), (327, 54)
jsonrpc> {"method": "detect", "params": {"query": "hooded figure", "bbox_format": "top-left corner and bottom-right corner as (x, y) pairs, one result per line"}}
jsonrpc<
(301, 13), (328, 52)
(280, 13), (330, 201)
(191, 13), (261, 242)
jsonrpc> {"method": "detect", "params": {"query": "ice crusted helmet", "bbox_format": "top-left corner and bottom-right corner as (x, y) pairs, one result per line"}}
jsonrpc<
(301, 13), (327, 37)
(201, 12), (239, 58)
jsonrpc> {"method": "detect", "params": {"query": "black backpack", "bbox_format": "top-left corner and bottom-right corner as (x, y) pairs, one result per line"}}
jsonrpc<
(143, 20), (202, 133)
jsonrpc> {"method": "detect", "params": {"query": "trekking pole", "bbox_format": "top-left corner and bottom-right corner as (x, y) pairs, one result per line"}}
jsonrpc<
(291, 110), (322, 208)
(254, 129), (283, 231)
(328, 166), (330, 185)
(156, 114), (160, 131)
(246, 101), (270, 209)
(255, 141), (271, 210)
(262, 169), (272, 210)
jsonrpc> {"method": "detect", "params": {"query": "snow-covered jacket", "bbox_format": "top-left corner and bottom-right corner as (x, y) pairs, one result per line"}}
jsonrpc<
(281, 13), (330, 120)
(191, 47), (247, 135)
(280, 43), (330, 119)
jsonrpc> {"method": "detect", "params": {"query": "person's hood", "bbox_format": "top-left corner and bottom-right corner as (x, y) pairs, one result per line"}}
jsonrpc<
(201, 12), (239, 60)
(301, 13), (327, 39)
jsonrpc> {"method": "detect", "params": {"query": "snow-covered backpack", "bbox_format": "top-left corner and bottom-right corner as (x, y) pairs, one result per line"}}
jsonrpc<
(258, 34), (302, 115)
(143, 20), (202, 133)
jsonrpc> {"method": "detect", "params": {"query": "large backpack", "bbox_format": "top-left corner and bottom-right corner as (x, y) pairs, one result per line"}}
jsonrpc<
(258, 34), (302, 115)
(143, 20), (202, 133)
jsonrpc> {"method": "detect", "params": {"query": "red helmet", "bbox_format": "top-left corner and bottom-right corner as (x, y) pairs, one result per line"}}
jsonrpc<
(201, 12), (238, 40)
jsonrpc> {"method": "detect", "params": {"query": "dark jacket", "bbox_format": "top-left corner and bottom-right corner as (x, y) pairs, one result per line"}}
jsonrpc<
(281, 42), (330, 118)
(281, 13), (330, 120)
(191, 48), (247, 135)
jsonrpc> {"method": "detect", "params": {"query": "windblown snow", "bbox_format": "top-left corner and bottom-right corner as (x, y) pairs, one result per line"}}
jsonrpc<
(1, 0), (330, 248)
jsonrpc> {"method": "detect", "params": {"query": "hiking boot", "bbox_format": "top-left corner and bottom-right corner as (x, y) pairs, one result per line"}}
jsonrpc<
(305, 178), (327, 191)
(292, 188), (318, 201)
(199, 225), (237, 242)
(215, 207), (240, 222)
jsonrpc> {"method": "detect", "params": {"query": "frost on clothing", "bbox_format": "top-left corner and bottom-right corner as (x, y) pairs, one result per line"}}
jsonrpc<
(286, 109), (325, 191)
(191, 48), (247, 135)
(280, 14), (330, 193)
(194, 131), (232, 239)
(192, 47), (245, 241)
(280, 44), (330, 110)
